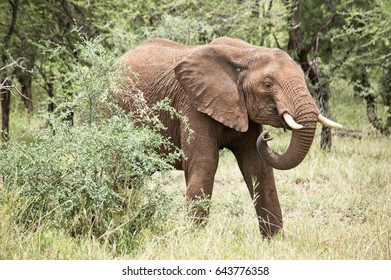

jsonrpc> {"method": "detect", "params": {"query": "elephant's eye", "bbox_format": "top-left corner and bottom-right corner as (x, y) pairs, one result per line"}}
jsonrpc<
(262, 78), (274, 90)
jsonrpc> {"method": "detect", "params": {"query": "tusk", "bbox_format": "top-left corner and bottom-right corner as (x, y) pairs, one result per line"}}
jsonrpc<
(283, 113), (303, 130)
(318, 114), (343, 129)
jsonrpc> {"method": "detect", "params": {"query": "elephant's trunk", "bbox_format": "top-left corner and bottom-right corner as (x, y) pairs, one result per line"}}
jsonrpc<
(256, 110), (318, 170)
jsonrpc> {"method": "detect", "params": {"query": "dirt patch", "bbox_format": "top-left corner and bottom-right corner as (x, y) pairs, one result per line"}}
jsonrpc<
(294, 179), (327, 194)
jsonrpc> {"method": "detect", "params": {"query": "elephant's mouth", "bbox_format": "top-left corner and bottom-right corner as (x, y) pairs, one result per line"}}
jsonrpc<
(252, 113), (292, 131)
(277, 114), (292, 131)
(264, 110), (295, 131)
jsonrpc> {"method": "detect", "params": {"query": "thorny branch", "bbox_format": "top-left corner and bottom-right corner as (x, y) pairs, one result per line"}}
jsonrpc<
(1, 48), (33, 97)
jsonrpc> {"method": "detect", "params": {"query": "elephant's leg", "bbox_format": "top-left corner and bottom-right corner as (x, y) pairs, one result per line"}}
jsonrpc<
(232, 147), (283, 238)
(183, 157), (219, 224)
(180, 112), (220, 224)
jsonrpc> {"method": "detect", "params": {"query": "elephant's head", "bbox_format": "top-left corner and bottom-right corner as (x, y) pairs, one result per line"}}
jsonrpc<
(174, 38), (341, 170)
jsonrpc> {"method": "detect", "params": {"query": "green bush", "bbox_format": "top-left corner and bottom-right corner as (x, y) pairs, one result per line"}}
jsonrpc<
(0, 34), (183, 246)
(143, 14), (214, 44)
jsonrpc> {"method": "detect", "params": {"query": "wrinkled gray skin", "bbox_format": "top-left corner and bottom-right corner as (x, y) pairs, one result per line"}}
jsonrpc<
(116, 37), (321, 237)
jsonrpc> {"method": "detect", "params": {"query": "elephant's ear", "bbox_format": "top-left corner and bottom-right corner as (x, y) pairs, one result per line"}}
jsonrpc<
(174, 45), (249, 132)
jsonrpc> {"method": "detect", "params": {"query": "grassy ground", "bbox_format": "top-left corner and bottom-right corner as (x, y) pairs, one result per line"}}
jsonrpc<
(128, 133), (390, 260)
(0, 80), (390, 259)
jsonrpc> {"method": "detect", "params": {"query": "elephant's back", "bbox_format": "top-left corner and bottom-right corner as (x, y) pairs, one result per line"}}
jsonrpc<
(118, 38), (192, 69)
(117, 40), (192, 99)
(117, 39), (193, 93)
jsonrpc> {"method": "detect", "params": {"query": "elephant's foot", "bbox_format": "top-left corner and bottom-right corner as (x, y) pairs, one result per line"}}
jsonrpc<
(189, 211), (209, 227)
(258, 215), (283, 238)
(186, 198), (211, 226)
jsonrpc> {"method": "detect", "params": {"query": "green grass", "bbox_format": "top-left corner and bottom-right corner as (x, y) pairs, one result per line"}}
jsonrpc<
(1, 80), (390, 259)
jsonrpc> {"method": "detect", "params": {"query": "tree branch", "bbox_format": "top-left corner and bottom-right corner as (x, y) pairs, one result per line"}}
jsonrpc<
(303, 11), (338, 53)
(272, 33), (282, 49)
(2, 0), (19, 51)
(263, 0), (273, 17)
(365, 93), (391, 136)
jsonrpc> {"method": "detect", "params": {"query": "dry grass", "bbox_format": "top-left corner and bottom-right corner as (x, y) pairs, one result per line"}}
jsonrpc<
(125, 133), (390, 259)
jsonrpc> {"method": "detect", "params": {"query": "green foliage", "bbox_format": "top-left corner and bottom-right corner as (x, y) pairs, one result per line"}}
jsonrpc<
(1, 120), (177, 236)
(334, 0), (390, 70)
(0, 35), (182, 247)
(331, 0), (391, 135)
(143, 14), (213, 45)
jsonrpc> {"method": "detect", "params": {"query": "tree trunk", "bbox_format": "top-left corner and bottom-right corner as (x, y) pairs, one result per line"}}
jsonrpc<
(353, 71), (391, 137)
(1, 83), (11, 141)
(47, 81), (55, 113)
(43, 79), (56, 129)
(19, 73), (34, 116)
(1, 0), (20, 141)
(365, 93), (391, 136)
(314, 75), (332, 149)
(285, 0), (335, 149)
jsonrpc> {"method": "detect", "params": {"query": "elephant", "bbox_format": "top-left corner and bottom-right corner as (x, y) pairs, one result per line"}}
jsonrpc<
(116, 37), (341, 238)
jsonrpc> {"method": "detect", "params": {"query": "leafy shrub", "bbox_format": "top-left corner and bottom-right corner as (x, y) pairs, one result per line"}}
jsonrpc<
(143, 14), (213, 44)
(0, 33), (183, 245)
